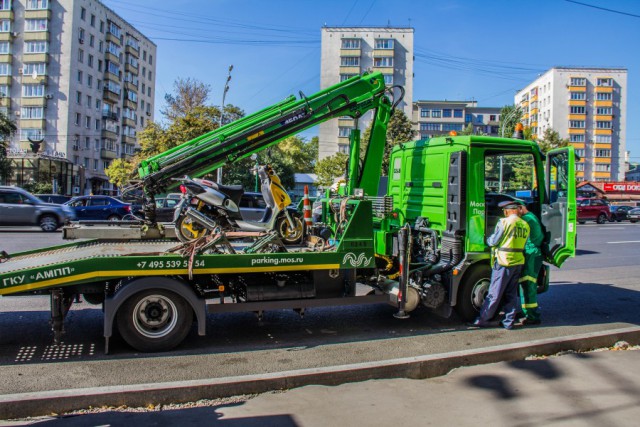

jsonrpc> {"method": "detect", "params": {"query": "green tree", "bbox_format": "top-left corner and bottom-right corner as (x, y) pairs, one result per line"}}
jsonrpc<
(0, 112), (17, 184)
(315, 153), (349, 187)
(277, 136), (318, 173)
(537, 128), (568, 154)
(162, 77), (211, 122)
(104, 158), (136, 191)
(460, 123), (474, 135)
(360, 108), (416, 175)
(498, 105), (523, 138)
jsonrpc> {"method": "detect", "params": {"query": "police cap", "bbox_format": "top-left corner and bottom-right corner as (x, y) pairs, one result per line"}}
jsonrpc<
(498, 199), (524, 210)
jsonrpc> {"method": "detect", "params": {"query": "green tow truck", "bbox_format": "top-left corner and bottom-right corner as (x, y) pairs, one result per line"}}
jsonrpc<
(0, 72), (577, 352)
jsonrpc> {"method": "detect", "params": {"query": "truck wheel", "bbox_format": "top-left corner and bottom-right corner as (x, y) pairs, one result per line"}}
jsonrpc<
(39, 214), (59, 232)
(596, 213), (607, 224)
(456, 264), (492, 322)
(117, 289), (193, 352)
(175, 215), (210, 243)
(276, 213), (304, 244)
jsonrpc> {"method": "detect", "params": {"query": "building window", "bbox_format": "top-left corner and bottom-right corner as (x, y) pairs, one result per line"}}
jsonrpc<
(569, 134), (585, 142)
(595, 135), (612, 143)
(147, 86), (151, 97)
(20, 128), (44, 141)
(0, 0), (10, 10)
(570, 106), (585, 114)
(77, 70), (82, 82)
(95, 118), (100, 130)
(80, 7), (86, 20)
(127, 37), (140, 51)
(569, 120), (585, 128)
(88, 54), (93, 67)
(149, 54), (153, 65)
(569, 92), (586, 100)
(489, 114), (497, 121)
(476, 114), (484, 123)
(126, 90), (137, 102)
(108, 21), (121, 38)
(148, 71), (152, 80)
(93, 159), (98, 170)
(25, 19), (47, 31)
(576, 163), (584, 171)
(107, 41), (121, 57)
(24, 41), (48, 53)
(142, 50), (147, 61)
(21, 107), (44, 119)
(90, 14), (95, 27)
(596, 121), (612, 129)
(0, 20), (10, 32)
(595, 164), (611, 172)
(442, 109), (452, 118)
(100, 20), (104, 33)
(85, 116), (91, 129)
(76, 91), (81, 104)
(431, 109), (442, 118)
(98, 60), (103, 72)
(595, 149), (611, 157)
(0, 41), (9, 54)
(574, 149), (585, 157)
(23, 62), (46, 76)
(596, 107), (612, 115)
(338, 126), (352, 137)
(420, 123), (441, 131)
(465, 113), (472, 123)
(340, 57), (359, 66)
(0, 84), (8, 97)
(87, 75), (92, 87)
(95, 99), (101, 110)
(596, 78), (612, 87)
(596, 92), (612, 101)
(78, 48), (84, 63)
(341, 38), (360, 49)
(454, 109), (463, 118)
(22, 84), (44, 97)
(420, 108), (429, 118)
(442, 123), (463, 132)
(374, 39), (394, 49)
(373, 57), (393, 67)
(106, 60), (120, 76)
(570, 77), (586, 86)
(0, 63), (10, 75)
(26, 0), (49, 10)
(105, 80), (121, 95)
(86, 95), (91, 106)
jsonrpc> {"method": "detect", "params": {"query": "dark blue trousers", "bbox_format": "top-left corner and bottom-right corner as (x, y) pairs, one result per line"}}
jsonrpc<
(478, 263), (523, 328)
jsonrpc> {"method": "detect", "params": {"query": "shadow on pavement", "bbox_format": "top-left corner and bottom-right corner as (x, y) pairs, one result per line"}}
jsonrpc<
(28, 404), (297, 426)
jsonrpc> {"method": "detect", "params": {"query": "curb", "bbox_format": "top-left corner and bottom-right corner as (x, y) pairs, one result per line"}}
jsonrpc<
(2, 326), (639, 419)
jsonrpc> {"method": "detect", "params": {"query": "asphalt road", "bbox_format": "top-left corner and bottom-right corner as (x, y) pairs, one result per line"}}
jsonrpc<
(0, 223), (639, 395)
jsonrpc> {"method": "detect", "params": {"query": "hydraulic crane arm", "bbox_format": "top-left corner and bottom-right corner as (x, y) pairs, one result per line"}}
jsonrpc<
(136, 72), (401, 197)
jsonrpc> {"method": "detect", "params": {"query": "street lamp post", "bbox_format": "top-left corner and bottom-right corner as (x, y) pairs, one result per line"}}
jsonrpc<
(216, 65), (233, 184)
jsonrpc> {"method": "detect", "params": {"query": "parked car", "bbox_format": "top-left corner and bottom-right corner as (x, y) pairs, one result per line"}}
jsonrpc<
(64, 196), (133, 221)
(35, 194), (72, 204)
(627, 207), (640, 223)
(154, 197), (180, 222)
(577, 198), (611, 224)
(0, 186), (76, 231)
(609, 205), (634, 222)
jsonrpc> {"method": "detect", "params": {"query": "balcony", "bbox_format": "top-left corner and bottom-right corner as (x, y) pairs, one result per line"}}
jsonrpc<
(122, 117), (136, 127)
(125, 44), (139, 57)
(21, 97), (47, 107)
(338, 118), (355, 127)
(105, 51), (119, 64)
(20, 118), (46, 128)
(22, 74), (48, 85)
(25, 9), (51, 20)
(0, 10), (13, 19)
(106, 32), (121, 46)
(102, 128), (118, 138)
(594, 100), (613, 107)
(125, 62), (138, 75)
(102, 88), (121, 103)
(124, 98), (137, 110)
(23, 52), (49, 63)
(102, 111), (119, 121)
(0, 53), (10, 63)
(372, 49), (394, 57)
(124, 81), (138, 91)
(100, 148), (117, 160)
(23, 31), (49, 42)
(0, 32), (11, 42)
(340, 48), (361, 57)
(595, 86), (613, 93)
(339, 66), (360, 74)
(0, 97), (9, 107)
(595, 129), (613, 135)
(122, 135), (136, 144)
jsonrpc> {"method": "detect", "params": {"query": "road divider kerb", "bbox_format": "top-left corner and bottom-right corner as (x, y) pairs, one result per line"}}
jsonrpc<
(2, 326), (639, 419)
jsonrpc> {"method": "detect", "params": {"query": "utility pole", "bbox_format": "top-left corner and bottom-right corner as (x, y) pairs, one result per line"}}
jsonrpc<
(216, 65), (233, 184)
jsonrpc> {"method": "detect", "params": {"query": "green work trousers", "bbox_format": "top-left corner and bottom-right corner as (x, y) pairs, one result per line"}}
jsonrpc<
(519, 251), (542, 321)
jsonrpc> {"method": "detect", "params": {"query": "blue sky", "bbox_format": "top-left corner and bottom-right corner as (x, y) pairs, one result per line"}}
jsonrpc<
(103, 0), (640, 161)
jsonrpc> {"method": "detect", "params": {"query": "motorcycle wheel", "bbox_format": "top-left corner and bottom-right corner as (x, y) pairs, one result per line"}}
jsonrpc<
(174, 214), (211, 243)
(276, 213), (304, 245)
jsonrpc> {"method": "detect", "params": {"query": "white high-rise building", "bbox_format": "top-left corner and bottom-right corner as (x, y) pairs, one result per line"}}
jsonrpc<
(515, 67), (627, 182)
(319, 26), (414, 159)
(2, 0), (156, 195)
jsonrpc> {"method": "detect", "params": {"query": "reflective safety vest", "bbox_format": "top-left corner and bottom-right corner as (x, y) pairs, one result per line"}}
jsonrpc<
(494, 215), (530, 267)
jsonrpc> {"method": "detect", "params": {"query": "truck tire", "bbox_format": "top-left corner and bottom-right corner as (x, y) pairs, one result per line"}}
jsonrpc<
(276, 213), (304, 244)
(455, 264), (492, 322)
(39, 214), (59, 232)
(117, 289), (193, 352)
(596, 213), (607, 224)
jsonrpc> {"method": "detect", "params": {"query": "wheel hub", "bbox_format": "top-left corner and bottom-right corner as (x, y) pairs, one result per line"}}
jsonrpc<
(133, 295), (178, 338)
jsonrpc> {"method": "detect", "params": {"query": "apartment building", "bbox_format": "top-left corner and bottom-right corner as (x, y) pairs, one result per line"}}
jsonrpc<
(515, 67), (627, 181)
(2, 0), (156, 195)
(318, 26), (414, 159)
(413, 100), (501, 139)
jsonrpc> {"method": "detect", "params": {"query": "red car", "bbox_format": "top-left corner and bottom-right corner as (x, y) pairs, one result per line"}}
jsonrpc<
(577, 198), (611, 224)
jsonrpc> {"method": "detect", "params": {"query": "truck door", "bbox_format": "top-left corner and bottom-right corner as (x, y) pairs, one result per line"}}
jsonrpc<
(542, 147), (576, 267)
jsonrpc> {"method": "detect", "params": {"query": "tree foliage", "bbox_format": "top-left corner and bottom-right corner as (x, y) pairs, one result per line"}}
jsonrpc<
(315, 153), (349, 187)
(360, 108), (416, 175)
(537, 128), (568, 154)
(0, 112), (17, 184)
(161, 78), (211, 122)
(498, 105), (523, 138)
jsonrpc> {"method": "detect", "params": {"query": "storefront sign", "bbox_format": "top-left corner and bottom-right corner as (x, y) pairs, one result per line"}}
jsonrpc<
(603, 182), (640, 193)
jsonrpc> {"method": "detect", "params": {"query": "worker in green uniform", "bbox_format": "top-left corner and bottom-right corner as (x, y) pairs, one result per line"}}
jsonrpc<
(518, 201), (543, 325)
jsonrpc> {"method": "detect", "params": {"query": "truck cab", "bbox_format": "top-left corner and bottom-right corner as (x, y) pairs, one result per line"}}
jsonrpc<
(383, 135), (576, 320)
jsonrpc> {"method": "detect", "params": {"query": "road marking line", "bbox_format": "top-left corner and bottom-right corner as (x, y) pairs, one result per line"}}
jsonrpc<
(600, 227), (625, 230)
(607, 241), (640, 244)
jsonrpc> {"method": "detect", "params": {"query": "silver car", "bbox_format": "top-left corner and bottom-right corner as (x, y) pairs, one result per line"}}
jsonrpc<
(0, 186), (76, 231)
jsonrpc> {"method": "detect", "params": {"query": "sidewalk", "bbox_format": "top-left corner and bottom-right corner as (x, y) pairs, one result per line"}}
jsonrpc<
(4, 347), (639, 426)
